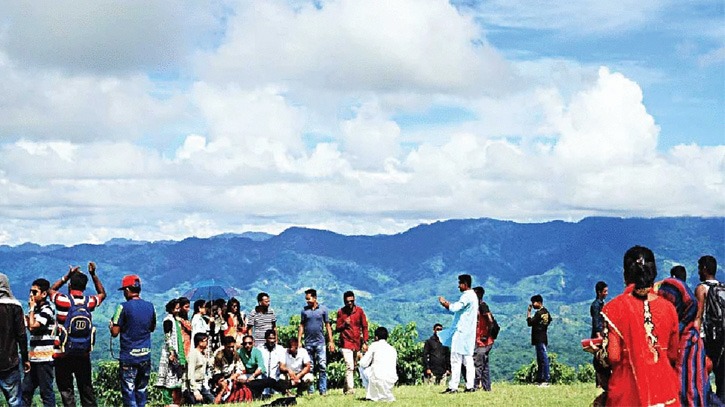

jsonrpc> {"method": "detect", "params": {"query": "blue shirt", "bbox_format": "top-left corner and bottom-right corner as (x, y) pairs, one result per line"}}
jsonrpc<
(300, 304), (329, 346)
(112, 298), (156, 364)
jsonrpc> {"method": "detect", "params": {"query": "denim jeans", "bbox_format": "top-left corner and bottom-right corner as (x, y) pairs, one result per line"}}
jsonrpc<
(0, 365), (22, 407)
(119, 360), (151, 407)
(305, 343), (327, 394)
(535, 343), (550, 383)
(21, 361), (56, 407)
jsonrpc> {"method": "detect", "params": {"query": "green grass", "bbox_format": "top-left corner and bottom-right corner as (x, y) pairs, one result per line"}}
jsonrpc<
(235, 382), (602, 407)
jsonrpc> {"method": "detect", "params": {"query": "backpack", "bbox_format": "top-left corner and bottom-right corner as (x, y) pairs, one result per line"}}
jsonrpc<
(702, 281), (725, 362)
(489, 316), (501, 340)
(59, 296), (96, 356)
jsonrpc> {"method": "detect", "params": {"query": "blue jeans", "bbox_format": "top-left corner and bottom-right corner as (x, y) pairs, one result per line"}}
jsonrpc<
(22, 361), (55, 407)
(120, 360), (151, 407)
(535, 343), (550, 383)
(0, 365), (22, 407)
(305, 343), (327, 394)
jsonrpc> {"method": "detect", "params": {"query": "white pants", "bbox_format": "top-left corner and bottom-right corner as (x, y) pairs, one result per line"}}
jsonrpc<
(341, 348), (358, 392)
(449, 352), (475, 390)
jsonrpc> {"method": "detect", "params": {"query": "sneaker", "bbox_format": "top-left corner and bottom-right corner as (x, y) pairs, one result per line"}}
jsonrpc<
(538, 382), (551, 387)
(441, 388), (458, 394)
(464, 388), (476, 393)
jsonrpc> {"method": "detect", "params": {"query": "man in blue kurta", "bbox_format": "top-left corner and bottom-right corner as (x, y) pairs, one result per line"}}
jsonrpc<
(438, 274), (477, 393)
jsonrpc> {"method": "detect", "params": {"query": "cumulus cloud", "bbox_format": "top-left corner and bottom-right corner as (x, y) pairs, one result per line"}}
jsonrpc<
(0, 1), (221, 74)
(0, 1), (721, 246)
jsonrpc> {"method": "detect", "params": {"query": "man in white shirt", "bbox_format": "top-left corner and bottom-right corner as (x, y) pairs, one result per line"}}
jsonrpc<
(279, 338), (314, 395)
(359, 327), (398, 402)
(258, 329), (286, 396)
(438, 274), (478, 393)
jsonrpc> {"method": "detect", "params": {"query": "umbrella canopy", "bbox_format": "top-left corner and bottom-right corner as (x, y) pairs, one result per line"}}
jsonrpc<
(183, 284), (240, 302)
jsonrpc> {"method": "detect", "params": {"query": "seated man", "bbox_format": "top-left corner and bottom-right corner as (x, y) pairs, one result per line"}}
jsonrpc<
(359, 327), (398, 402)
(186, 333), (214, 404)
(237, 334), (289, 399)
(279, 338), (314, 395)
(213, 336), (244, 380)
(210, 373), (252, 404)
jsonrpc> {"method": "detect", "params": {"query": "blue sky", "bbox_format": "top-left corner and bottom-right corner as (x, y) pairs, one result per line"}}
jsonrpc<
(0, 0), (722, 245)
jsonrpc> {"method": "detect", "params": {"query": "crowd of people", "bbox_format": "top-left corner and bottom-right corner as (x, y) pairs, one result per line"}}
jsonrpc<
(0, 248), (722, 407)
(0, 267), (398, 407)
(584, 250), (724, 407)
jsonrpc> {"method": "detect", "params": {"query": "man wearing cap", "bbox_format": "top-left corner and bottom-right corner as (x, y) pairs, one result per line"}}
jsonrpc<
(438, 274), (478, 393)
(110, 275), (156, 407)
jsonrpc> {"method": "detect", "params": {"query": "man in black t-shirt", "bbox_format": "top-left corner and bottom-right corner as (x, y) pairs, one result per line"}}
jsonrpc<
(526, 294), (552, 386)
(422, 323), (450, 385)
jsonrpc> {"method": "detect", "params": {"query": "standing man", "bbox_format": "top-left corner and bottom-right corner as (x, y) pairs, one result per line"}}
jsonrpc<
(22, 278), (56, 407)
(422, 323), (450, 385)
(110, 275), (156, 407)
(695, 255), (723, 402)
(590, 281), (609, 395)
(298, 288), (335, 395)
(527, 294), (552, 387)
(247, 292), (277, 347)
(473, 286), (495, 391)
(438, 274), (477, 394)
(49, 263), (106, 407)
(0, 273), (29, 407)
(336, 290), (369, 396)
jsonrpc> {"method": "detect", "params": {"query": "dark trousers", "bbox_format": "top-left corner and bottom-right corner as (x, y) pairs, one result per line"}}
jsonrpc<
(55, 355), (97, 407)
(715, 353), (725, 402)
(21, 361), (55, 407)
(473, 344), (493, 391)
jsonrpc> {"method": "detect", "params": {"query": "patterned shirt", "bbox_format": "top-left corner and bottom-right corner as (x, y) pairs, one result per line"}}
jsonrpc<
(247, 307), (276, 347)
(28, 300), (55, 363)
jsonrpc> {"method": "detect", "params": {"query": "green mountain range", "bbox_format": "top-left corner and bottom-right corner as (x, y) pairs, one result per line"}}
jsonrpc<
(2, 216), (722, 380)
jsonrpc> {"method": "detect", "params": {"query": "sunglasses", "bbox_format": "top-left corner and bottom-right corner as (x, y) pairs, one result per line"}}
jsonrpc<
(243, 342), (254, 346)
(29, 289), (39, 295)
(435, 328), (442, 331)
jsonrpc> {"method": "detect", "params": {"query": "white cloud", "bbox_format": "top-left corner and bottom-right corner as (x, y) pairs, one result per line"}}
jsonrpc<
(201, 0), (512, 96)
(0, 1), (722, 246)
(0, 1), (221, 74)
(698, 46), (725, 67)
(468, 0), (674, 34)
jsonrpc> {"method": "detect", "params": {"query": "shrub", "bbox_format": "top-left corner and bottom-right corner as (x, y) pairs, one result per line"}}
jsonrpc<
(513, 352), (577, 384)
(576, 363), (596, 383)
(93, 360), (164, 406)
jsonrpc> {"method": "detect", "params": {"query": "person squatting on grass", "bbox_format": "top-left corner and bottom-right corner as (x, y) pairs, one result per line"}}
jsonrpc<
(359, 326), (398, 402)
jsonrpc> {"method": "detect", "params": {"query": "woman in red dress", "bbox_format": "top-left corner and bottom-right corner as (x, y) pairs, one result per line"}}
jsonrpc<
(597, 246), (681, 406)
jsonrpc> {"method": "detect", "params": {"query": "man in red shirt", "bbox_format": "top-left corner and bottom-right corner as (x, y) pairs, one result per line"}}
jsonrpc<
(335, 290), (369, 395)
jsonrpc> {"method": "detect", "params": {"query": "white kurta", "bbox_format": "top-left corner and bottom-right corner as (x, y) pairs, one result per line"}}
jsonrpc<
(439, 289), (477, 356)
(359, 340), (398, 402)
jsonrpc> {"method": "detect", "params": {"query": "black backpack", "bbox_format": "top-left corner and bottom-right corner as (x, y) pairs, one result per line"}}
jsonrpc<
(489, 316), (501, 340)
(703, 281), (725, 362)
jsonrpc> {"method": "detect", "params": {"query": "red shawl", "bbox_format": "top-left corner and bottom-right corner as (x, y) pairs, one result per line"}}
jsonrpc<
(601, 292), (680, 407)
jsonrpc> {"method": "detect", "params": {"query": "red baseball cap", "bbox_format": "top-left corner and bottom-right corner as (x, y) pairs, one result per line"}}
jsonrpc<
(118, 275), (141, 290)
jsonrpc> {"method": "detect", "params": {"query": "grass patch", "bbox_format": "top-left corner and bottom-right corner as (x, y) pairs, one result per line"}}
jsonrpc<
(236, 382), (601, 407)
